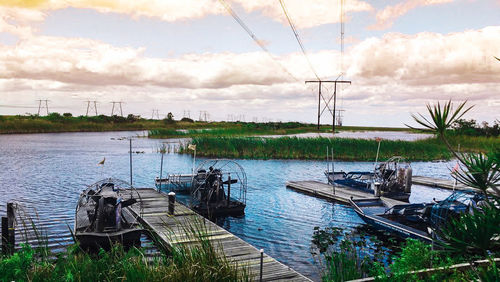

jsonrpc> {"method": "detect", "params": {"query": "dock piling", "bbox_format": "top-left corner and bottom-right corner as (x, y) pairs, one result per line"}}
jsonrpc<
(168, 192), (176, 215)
(227, 173), (231, 206)
(2, 202), (16, 255)
(1, 217), (8, 255)
(259, 249), (264, 282)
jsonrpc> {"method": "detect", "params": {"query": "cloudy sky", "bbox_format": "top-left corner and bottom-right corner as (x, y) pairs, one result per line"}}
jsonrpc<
(0, 0), (499, 126)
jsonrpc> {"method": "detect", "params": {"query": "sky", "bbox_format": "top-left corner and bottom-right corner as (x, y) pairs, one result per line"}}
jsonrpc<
(0, 0), (499, 127)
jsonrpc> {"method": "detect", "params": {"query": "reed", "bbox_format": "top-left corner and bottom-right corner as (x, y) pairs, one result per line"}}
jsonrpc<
(148, 122), (318, 138)
(180, 135), (499, 161)
(0, 216), (248, 281)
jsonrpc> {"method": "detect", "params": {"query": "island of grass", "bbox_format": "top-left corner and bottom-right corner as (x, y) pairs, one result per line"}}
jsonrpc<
(178, 135), (499, 161)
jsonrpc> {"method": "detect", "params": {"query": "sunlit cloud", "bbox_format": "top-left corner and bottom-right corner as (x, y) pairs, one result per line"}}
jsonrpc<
(370, 0), (455, 30)
(1, 0), (372, 29)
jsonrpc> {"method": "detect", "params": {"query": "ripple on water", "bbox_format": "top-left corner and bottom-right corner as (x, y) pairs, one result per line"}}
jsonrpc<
(0, 132), (455, 281)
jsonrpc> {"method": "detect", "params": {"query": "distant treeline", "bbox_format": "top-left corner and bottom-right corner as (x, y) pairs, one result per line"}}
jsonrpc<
(0, 113), (154, 133)
(451, 119), (500, 137)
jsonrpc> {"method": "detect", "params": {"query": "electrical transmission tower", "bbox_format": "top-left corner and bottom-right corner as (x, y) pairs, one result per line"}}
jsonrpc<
(85, 100), (98, 116)
(110, 101), (124, 117)
(37, 99), (50, 116)
(305, 80), (351, 132)
(199, 111), (209, 122)
(151, 109), (160, 120)
(183, 110), (191, 119)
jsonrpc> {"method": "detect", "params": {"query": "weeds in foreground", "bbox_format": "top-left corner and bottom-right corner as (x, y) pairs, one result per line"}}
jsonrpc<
(0, 216), (249, 282)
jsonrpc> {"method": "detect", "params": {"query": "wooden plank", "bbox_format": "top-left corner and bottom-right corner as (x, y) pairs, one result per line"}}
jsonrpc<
(286, 180), (377, 204)
(130, 188), (311, 282)
(412, 175), (472, 191)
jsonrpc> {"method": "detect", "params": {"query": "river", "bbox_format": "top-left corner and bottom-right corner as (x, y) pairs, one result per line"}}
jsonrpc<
(0, 131), (455, 280)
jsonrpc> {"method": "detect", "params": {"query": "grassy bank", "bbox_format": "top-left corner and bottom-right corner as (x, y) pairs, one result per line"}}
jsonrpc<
(180, 135), (499, 161)
(0, 220), (248, 282)
(1, 114), (412, 135)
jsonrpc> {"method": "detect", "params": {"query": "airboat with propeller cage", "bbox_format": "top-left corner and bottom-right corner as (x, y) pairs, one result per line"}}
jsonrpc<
(326, 156), (413, 202)
(74, 178), (143, 250)
(190, 159), (247, 217)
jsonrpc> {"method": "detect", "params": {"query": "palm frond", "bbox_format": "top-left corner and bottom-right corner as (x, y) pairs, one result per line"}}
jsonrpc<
(452, 152), (500, 196)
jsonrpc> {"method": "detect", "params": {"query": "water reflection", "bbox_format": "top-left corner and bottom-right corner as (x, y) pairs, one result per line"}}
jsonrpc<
(0, 131), (455, 281)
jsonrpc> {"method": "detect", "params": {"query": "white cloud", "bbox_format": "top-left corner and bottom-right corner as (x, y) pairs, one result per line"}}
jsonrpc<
(1, 23), (499, 125)
(348, 27), (500, 86)
(233, 0), (373, 29)
(370, 0), (454, 30)
(1, 0), (372, 29)
(0, 7), (45, 38)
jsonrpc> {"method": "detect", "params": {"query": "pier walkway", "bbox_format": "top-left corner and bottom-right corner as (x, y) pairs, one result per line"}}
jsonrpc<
(285, 181), (405, 207)
(130, 188), (311, 282)
(411, 175), (471, 191)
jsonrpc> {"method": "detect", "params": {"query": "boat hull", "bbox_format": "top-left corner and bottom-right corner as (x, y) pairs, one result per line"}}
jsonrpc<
(75, 229), (142, 250)
(194, 202), (246, 217)
(350, 199), (432, 243)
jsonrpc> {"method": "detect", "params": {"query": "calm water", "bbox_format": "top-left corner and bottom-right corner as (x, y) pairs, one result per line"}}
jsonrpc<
(0, 131), (455, 280)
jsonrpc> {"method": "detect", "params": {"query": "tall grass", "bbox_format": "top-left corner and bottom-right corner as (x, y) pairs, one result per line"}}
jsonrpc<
(0, 215), (248, 281)
(148, 122), (319, 138)
(180, 135), (498, 161)
(180, 136), (448, 161)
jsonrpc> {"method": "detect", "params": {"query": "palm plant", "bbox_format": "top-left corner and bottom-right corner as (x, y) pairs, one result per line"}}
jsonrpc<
(408, 100), (499, 197)
(437, 200), (500, 256)
(407, 100), (473, 162)
(452, 152), (500, 197)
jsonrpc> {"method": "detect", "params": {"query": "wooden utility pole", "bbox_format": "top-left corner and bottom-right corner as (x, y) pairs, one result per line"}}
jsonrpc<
(305, 80), (351, 132)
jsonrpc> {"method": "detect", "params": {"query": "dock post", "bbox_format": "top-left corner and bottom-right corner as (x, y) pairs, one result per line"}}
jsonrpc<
(6, 202), (15, 255)
(259, 249), (264, 282)
(2, 217), (8, 255)
(227, 173), (231, 206)
(374, 182), (381, 197)
(168, 192), (176, 215)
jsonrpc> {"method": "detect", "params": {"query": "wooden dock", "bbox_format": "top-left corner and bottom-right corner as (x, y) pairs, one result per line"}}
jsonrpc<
(411, 175), (472, 191)
(130, 188), (311, 282)
(285, 181), (406, 208)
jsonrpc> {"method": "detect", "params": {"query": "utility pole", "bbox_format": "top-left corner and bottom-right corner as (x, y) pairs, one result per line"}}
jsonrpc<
(111, 101), (124, 117)
(85, 100), (98, 116)
(37, 99), (50, 116)
(305, 80), (351, 132)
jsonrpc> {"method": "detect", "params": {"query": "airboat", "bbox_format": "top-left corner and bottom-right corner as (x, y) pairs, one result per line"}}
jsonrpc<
(326, 156), (413, 201)
(190, 159), (247, 217)
(74, 178), (143, 250)
(349, 190), (486, 242)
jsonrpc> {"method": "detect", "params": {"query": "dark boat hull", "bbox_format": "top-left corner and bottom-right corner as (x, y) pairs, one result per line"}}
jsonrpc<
(76, 229), (142, 250)
(350, 199), (432, 243)
(194, 202), (246, 217)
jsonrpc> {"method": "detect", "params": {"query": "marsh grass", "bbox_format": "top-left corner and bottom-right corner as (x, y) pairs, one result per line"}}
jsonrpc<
(149, 122), (318, 138)
(179, 135), (498, 161)
(0, 211), (248, 282)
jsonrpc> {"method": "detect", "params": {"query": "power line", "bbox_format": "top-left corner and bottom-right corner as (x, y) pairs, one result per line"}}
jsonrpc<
(278, 0), (320, 81)
(218, 0), (299, 82)
(339, 0), (345, 78)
